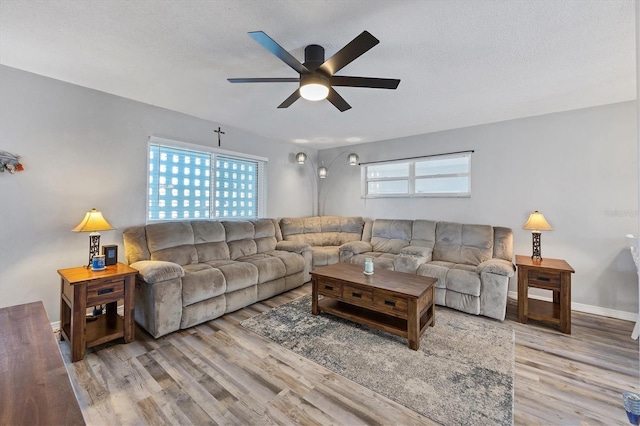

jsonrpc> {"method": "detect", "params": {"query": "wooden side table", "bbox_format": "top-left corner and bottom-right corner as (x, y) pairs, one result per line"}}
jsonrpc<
(516, 255), (575, 334)
(58, 263), (138, 362)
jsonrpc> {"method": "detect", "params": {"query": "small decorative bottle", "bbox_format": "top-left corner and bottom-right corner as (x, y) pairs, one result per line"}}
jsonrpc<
(364, 258), (374, 275)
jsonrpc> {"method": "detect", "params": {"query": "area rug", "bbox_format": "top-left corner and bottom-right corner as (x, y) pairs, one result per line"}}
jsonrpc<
(241, 295), (514, 426)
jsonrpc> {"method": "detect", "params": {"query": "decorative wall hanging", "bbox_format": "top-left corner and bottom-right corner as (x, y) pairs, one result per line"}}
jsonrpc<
(0, 151), (24, 174)
(214, 126), (225, 147)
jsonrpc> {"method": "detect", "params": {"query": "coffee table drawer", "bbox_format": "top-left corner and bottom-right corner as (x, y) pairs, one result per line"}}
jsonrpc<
(373, 291), (408, 314)
(317, 279), (343, 298)
(343, 285), (373, 306)
(527, 270), (560, 290)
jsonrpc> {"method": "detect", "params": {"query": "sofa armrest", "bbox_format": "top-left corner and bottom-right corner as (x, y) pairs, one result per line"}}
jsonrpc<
(339, 241), (373, 263)
(477, 259), (515, 277)
(276, 241), (312, 282)
(130, 260), (184, 284)
(276, 240), (311, 255)
(400, 245), (433, 260)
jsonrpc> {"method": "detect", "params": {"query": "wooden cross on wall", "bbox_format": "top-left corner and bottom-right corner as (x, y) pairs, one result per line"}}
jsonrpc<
(214, 126), (225, 147)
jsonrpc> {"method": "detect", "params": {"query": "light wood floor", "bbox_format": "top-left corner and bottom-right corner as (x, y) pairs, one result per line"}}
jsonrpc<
(61, 283), (639, 425)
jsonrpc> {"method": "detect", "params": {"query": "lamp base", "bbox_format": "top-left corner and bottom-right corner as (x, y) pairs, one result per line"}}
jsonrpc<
(87, 233), (101, 268)
(531, 231), (542, 261)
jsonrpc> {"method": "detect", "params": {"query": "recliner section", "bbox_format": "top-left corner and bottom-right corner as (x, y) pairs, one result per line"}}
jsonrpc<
(123, 218), (310, 338)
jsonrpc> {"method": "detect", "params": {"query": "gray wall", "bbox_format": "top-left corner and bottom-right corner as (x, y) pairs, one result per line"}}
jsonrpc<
(0, 65), (315, 321)
(320, 101), (638, 316)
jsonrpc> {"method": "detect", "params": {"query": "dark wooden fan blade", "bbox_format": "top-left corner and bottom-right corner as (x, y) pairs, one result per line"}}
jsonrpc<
(277, 90), (301, 108)
(326, 88), (351, 112)
(228, 77), (300, 83)
(317, 31), (379, 76)
(248, 31), (309, 75)
(330, 76), (400, 89)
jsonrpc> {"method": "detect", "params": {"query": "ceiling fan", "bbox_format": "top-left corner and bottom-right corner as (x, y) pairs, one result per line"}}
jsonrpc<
(227, 31), (400, 112)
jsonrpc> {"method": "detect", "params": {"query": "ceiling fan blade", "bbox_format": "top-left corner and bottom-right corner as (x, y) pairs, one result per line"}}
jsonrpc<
(248, 31), (310, 75)
(317, 31), (379, 76)
(326, 88), (351, 112)
(277, 90), (301, 109)
(228, 77), (300, 83)
(330, 76), (400, 89)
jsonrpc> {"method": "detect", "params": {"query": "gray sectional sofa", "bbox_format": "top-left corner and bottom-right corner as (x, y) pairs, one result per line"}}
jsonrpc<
(124, 215), (514, 338)
(123, 219), (310, 337)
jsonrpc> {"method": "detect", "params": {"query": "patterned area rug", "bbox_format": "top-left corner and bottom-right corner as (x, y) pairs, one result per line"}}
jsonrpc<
(241, 295), (514, 426)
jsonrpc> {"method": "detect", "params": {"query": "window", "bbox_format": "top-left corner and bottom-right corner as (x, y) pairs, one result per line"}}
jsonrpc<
(362, 152), (471, 198)
(147, 137), (266, 221)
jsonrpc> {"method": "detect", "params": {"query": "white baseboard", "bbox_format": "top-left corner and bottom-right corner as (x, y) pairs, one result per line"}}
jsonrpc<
(507, 291), (638, 322)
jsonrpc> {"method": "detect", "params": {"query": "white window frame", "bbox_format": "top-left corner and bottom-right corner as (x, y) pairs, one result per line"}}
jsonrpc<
(147, 136), (267, 222)
(361, 152), (471, 198)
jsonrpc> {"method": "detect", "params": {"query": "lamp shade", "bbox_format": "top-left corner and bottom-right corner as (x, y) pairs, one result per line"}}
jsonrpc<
(296, 152), (307, 164)
(318, 165), (328, 179)
(72, 209), (114, 233)
(522, 211), (553, 232)
(348, 153), (359, 165)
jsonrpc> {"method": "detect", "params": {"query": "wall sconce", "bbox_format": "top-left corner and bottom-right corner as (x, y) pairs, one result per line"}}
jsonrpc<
(296, 152), (307, 164)
(72, 208), (114, 268)
(522, 211), (553, 260)
(296, 151), (359, 179)
(318, 164), (328, 179)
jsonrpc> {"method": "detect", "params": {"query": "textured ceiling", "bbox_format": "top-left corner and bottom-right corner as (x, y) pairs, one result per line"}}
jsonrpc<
(0, 0), (635, 148)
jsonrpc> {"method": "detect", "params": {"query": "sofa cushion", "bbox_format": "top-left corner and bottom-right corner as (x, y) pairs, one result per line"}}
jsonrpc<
(416, 263), (449, 289)
(433, 222), (493, 266)
(253, 219), (278, 252)
(267, 250), (306, 275)
(206, 260), (258, 292)
(181, 263), (226, 306)
(193, 221), (230, 262)
(351, 252), (396, 270)
(146, 221), (197, 265)
(446, 268), (481, 296)
(280, 216), (364, 247)
(311, 246), (340, 266)
(371, 219), (412, 254)
(411, 220), (437, 249)
(237, 254), (286, 284)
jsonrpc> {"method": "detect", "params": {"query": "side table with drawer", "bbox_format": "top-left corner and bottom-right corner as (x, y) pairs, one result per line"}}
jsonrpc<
(58, 263), (138, 362)
(516, 255), (575, 334)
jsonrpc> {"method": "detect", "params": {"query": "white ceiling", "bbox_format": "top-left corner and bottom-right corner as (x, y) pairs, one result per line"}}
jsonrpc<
(0, 0), (635, 149)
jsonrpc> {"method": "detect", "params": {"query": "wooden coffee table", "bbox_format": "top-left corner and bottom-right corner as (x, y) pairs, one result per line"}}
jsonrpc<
(311, 263), (436, 350)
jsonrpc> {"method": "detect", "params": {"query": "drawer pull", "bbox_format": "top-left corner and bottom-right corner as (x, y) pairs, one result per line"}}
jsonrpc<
(536, 276), (551, 282)
(98, 288), (114, 295)
(324, 285), (334, 291)
(384, 300), (396, 307)
(351, 292), (362, 298)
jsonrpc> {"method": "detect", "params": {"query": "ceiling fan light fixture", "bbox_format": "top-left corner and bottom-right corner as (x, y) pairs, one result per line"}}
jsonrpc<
(300, 75), (329, 101)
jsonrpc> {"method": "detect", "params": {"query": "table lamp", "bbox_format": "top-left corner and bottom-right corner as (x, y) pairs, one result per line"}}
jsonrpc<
(522, 211), (553, 260)
(72, 208), (114, 268)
